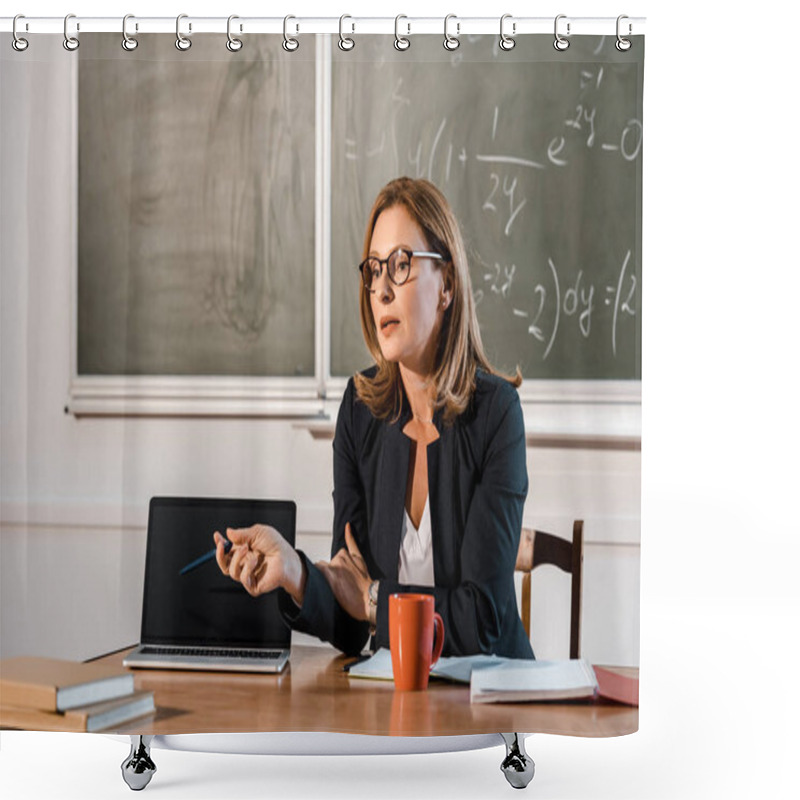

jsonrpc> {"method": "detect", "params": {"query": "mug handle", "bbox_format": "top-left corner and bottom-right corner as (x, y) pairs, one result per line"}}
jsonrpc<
(430, 612), (445, 667)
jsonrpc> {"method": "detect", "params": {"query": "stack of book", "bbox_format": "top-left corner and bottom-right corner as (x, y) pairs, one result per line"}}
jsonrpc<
(469, 659), (639, 705)
(346, 649), (639, 706)
(0, 656), (155, 732)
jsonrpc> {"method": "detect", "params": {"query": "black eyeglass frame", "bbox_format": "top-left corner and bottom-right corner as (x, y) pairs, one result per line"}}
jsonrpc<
(358, 248), (444, 292)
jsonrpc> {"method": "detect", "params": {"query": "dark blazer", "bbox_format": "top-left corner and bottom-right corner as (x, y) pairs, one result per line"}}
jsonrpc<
(279, 366), (534, 659)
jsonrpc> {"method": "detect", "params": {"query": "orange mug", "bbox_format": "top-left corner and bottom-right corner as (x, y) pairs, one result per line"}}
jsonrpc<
(389, 593), (445, 691)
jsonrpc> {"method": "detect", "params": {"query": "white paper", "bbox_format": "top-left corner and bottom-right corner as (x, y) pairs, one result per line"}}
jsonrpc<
(471, 658), (597, 697)
(346, 649), (534, 684)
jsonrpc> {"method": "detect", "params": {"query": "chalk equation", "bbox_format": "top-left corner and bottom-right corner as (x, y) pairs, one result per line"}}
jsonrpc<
(473, 250), (636, 360)
(334, 43), (642, 376)
(344, 68), (641, 241)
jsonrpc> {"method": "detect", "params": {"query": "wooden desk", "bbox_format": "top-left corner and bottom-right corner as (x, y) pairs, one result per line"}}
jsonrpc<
(93, 646), (637, 738)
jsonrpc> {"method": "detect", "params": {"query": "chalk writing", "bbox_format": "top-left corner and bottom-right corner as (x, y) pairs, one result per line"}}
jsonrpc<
(620, 120), (643, 161)
(484, 262), (516, 298)
(335, 42), (642, 376)
(471, 250), (636, 361)
(565, 105), (597, 148)
(611, 250), (635, 357)
(483, 174), (527, 236)
(580, 67), (604, 90)
(563, 270), (595, 338)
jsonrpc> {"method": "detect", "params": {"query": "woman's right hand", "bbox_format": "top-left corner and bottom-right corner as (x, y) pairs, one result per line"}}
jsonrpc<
(214, 525), (307, 605)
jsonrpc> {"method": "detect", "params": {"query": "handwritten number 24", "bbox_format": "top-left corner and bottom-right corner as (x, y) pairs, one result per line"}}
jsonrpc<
(483, 173), (527, 236)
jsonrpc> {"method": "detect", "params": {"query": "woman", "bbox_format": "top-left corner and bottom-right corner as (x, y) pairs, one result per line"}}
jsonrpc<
(215, 177), (532, 659)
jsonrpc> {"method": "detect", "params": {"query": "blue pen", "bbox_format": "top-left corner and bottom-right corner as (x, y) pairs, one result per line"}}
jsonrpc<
(179, 536), (232, 576)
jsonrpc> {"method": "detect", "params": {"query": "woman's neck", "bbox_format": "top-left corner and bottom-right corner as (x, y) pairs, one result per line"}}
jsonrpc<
(398, 363), (436, 423)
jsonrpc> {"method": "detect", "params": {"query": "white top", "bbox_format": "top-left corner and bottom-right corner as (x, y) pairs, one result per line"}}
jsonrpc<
(398, 495), (435, 586)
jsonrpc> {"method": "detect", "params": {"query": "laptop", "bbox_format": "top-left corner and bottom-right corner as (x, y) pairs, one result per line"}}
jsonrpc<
(124, 497), (294, 673)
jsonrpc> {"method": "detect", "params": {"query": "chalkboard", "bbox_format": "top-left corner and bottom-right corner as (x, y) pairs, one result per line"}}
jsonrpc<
(331, 34), (643, 380)
(77, 34), (316, 376)
(74, 33), (642, 383)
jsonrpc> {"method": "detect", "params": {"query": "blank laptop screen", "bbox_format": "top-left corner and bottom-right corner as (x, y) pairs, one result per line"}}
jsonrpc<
(140, 497), (295, 649)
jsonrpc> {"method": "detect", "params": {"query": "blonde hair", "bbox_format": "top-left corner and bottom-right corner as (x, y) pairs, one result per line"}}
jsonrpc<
(354, 177), (521, 426)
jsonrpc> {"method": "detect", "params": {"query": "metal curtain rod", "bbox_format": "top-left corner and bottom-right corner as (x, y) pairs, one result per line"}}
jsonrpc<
(1, 15), (646, 37)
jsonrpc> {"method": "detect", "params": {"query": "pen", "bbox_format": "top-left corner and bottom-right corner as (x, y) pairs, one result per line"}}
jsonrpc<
(179, 537), (232, 575)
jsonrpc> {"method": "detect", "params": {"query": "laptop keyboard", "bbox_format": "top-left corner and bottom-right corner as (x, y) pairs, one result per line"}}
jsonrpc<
(140, 646), (283, 659)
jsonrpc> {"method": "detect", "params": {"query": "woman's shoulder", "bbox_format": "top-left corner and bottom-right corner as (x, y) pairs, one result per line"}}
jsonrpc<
(454, 369), (523, 444)
(340, 365), (374, 391)
(472, 369), (521, 414)
(339, 366), (380, 429)
(462, 371), (525, 465)
(474, 367), (512, 391)
(343, 365), (378, 403)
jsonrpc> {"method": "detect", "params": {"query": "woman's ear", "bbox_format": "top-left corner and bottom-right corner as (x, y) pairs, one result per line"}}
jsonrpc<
(441, 265), (454, 310)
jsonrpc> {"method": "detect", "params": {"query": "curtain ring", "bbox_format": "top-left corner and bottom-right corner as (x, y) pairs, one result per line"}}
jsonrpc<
(63, 13), (80, 51)
(394, 15), (410, 51)
(443, 14), (460, 51)
(121, 14), (138, 51)
(338, 15), (355, 51)
(499, 14), (515, 51)
(554, 14), (570, 51)
(616, 15), (632, 51)
(175, 14), (192, 50)
(12, 15), (29, 52)
(227, 15), (243, 52)
(283, 15), (299, 51)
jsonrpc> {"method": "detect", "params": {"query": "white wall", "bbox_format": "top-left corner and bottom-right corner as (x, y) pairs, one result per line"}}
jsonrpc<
(0, 24), (640, 667)
(0, 426), (640, 665)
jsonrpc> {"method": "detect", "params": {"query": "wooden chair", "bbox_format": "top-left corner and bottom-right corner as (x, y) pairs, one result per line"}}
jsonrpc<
(515, 520), (584, 659)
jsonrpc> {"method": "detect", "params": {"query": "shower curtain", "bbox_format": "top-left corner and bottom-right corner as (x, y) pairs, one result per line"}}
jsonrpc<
(1, 20), (643, 742)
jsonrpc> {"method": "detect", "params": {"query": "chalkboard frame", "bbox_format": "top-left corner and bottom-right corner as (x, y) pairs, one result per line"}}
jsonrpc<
(66, 34), (642, 426)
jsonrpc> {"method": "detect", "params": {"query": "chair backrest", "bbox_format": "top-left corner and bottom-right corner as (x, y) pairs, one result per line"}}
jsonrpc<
(515, 520), (584, 659)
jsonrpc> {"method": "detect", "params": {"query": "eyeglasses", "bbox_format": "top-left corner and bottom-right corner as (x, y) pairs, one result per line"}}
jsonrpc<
(358, 248), (444, 292)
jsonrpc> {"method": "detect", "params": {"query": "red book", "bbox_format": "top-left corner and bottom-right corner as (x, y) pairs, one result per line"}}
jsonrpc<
(593, 666), (639, 706)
